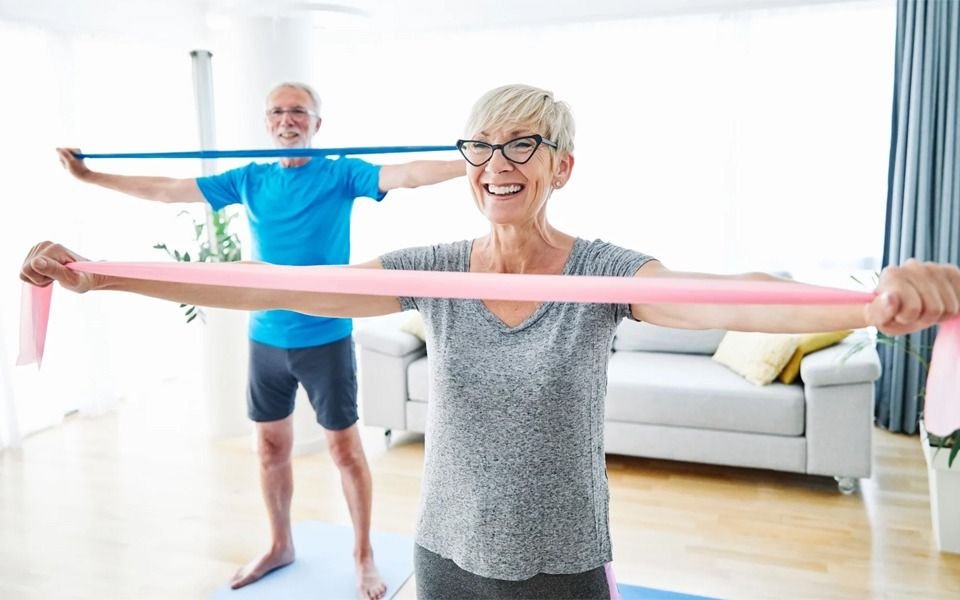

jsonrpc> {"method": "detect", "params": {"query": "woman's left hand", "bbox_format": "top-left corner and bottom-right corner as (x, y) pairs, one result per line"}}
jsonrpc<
(866, 259), (960, 336)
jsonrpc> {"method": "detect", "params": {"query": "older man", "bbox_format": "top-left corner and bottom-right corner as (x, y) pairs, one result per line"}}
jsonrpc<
(56, 81), (464, 599)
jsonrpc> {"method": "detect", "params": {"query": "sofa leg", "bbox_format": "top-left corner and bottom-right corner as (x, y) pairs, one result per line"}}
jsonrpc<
(834, 476), (858, 495)
(384, 429), (393, 448)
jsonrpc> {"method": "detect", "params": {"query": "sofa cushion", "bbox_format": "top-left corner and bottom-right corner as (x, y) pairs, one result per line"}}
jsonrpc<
(712, 331), (799, 386)
(606, 351), (805, 436)
(407, 356), (430, 402)
(613, 320), (725, 354)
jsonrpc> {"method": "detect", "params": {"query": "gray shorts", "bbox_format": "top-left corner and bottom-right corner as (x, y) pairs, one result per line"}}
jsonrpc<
(247, 336), (357, 430)
(414, 544), (611, 600)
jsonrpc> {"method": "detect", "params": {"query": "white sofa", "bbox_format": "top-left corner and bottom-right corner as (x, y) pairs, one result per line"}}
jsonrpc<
(355, 313), (882, 493)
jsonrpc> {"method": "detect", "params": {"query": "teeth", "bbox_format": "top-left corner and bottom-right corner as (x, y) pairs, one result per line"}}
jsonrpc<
(487, 184), (522, 195)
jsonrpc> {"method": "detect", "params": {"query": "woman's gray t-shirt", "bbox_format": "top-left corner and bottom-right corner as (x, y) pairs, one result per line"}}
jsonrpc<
(380, 238), (654, 581)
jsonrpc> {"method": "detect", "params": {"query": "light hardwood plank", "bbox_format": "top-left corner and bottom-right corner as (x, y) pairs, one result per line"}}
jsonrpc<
(1, 386), (958, 599)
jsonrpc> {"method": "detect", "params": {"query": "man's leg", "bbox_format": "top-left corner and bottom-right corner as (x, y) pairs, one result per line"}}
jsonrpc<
(232, 341), (299, 589)
(292, 336), (386, 600)
(231, 418), (297, 589)
(326, 424), (385, 600)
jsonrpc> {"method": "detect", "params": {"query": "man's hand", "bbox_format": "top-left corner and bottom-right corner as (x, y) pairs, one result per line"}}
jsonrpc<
(56, 147), (92, 181)
(866, 259), (960, 336)
(20, 241), (99, 294)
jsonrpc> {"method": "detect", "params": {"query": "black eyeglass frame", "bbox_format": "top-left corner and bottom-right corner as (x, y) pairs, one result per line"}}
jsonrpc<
(455, 134), (558, 167)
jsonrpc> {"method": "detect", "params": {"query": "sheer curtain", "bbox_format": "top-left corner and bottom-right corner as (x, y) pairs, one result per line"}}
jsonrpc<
(0, 314), (20, 448)
(0, 20), (203, 448)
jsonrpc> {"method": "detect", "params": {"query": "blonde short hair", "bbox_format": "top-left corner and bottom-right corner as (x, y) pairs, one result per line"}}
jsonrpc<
(464, 84), (575, 155)
(267, 82), (322, 115)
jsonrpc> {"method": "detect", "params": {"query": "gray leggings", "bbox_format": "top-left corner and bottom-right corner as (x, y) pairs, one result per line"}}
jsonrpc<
(414, 544), (611, 600)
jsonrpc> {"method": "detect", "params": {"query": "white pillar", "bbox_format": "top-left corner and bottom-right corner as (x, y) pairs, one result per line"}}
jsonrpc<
(210, 17), (328, 454)
(211, 16), (318, 149)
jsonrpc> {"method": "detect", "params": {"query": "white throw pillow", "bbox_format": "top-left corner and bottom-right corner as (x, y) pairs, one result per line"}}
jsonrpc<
(399, 311), (426, 342)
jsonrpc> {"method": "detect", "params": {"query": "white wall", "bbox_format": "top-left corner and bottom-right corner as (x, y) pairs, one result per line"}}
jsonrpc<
(208, 2), (893, 278)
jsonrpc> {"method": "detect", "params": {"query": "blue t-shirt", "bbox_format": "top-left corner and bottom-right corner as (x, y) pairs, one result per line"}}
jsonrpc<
(197, 157), (385, 348)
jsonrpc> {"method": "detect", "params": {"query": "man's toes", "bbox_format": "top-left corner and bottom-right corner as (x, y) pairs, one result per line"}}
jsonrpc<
(230, 569), (257, 589)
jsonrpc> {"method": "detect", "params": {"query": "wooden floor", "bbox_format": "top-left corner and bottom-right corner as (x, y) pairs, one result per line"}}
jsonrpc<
(1, 386), (958, 600)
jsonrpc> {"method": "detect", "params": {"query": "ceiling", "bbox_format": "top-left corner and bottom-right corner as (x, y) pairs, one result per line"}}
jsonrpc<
(0, 0), (872, 44)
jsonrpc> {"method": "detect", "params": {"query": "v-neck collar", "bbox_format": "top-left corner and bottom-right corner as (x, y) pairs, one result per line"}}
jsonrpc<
(466, 237), (584, 334)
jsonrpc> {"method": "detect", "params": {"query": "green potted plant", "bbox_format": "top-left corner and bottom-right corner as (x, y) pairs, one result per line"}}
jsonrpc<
(848, 274), (957, 552)
(911, 333), (960, 554)
(154, 208), (242, 323)
(155, 206), (250, 437)
(854, 333), (959, 551)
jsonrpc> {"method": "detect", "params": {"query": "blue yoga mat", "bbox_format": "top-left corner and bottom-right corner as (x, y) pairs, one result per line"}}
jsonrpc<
(75, 146), (456, 160)
(208, 522), (413, 600)
(618, 582), (716, 600)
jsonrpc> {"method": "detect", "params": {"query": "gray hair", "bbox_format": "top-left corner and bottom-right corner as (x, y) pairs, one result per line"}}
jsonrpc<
(465, 84), (575, 156)
(267, 82), (322, 115)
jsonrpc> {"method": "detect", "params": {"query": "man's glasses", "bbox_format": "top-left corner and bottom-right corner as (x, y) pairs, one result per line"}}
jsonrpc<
(266, 108), (318, 122)
(456, 134), (558, 167)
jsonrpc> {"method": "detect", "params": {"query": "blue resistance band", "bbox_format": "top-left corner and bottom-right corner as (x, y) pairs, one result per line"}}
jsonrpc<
(74, 145), (457, 160)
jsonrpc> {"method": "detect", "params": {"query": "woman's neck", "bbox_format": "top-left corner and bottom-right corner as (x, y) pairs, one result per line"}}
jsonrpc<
(474, 223), (575, 274)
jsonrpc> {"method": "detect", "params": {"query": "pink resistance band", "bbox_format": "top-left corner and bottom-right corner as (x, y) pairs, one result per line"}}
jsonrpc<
(17, 261), (960, 436)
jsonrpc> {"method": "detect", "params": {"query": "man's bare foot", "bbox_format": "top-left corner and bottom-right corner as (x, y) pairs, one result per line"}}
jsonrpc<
(357, 556), (387, 600)
(230, 545), (296, 589)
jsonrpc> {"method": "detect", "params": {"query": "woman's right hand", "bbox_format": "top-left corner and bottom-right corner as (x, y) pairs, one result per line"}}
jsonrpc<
(20, 241), (99, 294)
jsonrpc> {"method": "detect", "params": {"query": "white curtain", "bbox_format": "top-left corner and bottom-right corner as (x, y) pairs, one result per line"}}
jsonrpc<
(0, 313), (20, 448)
(0, 20), (203, 448)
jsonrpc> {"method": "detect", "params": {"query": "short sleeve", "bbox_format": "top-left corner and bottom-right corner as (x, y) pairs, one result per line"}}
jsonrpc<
(336, 158), (385, 201)
(196, 166), (247, 210)
(582, 240), (656, 322)
(381, 241), (476, 312)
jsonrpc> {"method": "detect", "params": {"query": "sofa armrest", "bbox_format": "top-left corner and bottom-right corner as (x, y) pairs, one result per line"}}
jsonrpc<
(800, 335), (881, 387)
(802, 334), (880, 479)
(355, 312), (426, 432)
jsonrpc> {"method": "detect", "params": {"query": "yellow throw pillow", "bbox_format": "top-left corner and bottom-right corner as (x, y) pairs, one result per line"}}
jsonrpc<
(712, 332), (800, 386)
(400, 311), (426, 342)
(777, 330), (852, 384)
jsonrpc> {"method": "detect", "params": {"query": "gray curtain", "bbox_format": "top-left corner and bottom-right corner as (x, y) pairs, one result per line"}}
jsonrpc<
(878, 0), (960, 434)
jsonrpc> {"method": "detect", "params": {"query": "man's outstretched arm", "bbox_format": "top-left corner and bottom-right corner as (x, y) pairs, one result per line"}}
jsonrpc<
(378, 159), (465, 192)
(56, 147), (205, 204)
